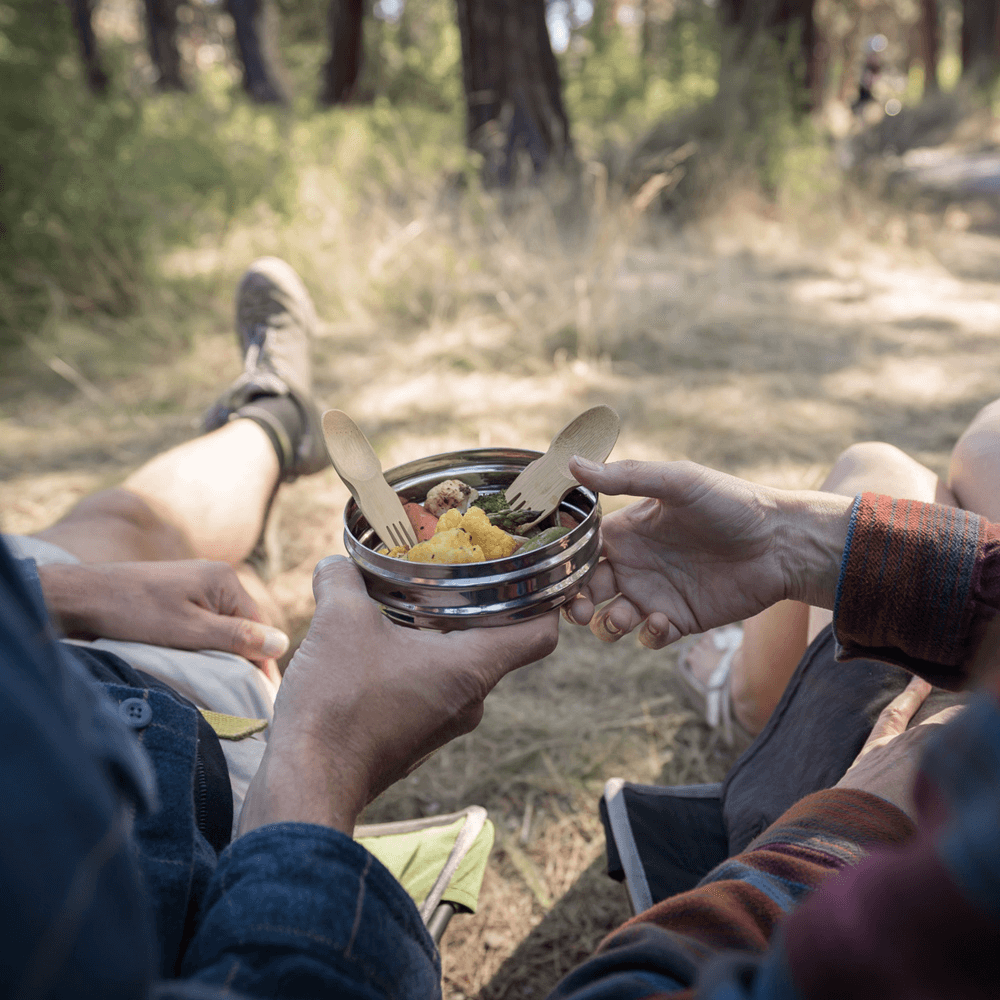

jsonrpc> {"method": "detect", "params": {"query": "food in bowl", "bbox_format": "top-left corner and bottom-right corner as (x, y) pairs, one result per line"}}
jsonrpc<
(343, 448), (602, 629)
(382, 478), (578, 564)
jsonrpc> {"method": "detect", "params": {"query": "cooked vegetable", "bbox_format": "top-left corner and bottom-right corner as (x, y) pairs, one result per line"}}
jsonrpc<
(403, 502), (439, 541)
(517, 526), (571, 553)
(437, 506), (518, 561)
(424, 479), (479, 517)
(381, 478), (568, 564)
(472, 491), (509, 514)
(406, 528), (484, 563)
(471, 491), (543, 534)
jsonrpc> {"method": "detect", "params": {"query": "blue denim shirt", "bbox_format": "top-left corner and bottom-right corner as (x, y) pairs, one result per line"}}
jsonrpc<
(2, 541), (441, 999)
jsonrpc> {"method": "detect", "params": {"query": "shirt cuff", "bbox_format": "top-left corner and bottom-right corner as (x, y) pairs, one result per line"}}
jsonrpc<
(181, 823), (440, 997)
(833, 493), (1000, 686)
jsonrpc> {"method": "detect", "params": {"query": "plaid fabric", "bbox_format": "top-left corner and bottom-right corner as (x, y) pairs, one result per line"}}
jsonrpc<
(834, 493), (1000, 684)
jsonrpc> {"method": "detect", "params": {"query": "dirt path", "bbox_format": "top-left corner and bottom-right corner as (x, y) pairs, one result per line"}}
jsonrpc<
(3, 197), (1000, 997)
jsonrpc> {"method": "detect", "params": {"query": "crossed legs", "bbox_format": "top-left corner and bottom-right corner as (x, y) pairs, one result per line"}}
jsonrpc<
(687, 398), (1000, 737)
(28, 254), (333, 641)
(32, 419), (286, 628)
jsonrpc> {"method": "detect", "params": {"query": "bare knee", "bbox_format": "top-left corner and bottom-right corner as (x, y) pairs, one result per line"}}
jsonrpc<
(65, 489), (166, 530)
(822, 442), (903, 493)
(949, 402), (1000, 519)
(821, 442), (946, 504)
(965, 399), (1000, 434)
(953, 401), (1000, 467)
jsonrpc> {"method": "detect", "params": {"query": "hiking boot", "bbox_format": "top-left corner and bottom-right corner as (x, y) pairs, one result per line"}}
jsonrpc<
(203, 256), (330, 482)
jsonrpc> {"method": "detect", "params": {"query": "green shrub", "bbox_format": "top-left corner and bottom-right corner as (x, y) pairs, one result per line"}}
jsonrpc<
(0, 0), (147, 350)
(0, 2), (295, 358)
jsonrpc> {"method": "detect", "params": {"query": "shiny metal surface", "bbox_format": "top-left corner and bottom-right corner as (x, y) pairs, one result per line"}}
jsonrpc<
(343, 448), (602, 629)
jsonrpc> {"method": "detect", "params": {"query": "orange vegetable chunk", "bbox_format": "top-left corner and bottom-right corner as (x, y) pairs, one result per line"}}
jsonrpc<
(404, 502), (439, 541)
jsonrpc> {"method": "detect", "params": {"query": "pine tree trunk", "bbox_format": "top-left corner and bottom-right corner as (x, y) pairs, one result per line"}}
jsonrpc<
(961, 0), (1000, 86)
(321, 0), (365, 105)
(455, 0), (573, 185)
(69, 0), (109, 93)
(918, 0), (940, 93)
(143, 0), (185, 91)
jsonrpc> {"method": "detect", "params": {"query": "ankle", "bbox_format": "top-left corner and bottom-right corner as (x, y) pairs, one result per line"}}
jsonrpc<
(232, 395), (305, 481)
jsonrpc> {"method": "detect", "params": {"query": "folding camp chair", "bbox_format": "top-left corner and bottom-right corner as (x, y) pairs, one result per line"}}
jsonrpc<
(600, 778), (729, 914)
(356, 804), (495, 945)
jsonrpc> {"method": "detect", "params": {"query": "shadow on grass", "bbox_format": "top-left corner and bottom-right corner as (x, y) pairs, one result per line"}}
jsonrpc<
(477, 855), (632, 1000)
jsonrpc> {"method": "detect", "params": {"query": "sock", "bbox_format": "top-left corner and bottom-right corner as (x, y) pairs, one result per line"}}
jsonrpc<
(234, 394), (304, 478)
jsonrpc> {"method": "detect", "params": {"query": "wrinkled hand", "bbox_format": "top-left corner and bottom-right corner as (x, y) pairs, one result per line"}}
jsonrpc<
(239, 556), (559, 836)
(564, 458), (852, 648)
(836, 675), (964, 821)
(37, 560), (289, 671)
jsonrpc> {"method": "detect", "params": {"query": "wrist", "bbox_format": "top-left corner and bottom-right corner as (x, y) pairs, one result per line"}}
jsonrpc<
(773, 490), (854, 608)
(36, 563), (104, 638)
(238, 731), (368, 838)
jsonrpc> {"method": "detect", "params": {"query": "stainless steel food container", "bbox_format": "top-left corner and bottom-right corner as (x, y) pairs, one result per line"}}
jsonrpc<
(343, 448), (602, 629)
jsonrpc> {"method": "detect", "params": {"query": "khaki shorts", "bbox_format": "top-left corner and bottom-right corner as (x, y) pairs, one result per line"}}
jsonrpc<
(6, 535), (277, 837)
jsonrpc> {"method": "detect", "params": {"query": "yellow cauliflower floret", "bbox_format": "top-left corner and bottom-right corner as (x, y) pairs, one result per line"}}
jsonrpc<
(452, 506), (518, 561)
(436, 509), (464, 533)
(406, 528), (485, 564)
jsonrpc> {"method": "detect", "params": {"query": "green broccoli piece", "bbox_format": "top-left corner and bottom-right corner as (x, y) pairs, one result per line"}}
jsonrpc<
(472, 490), (510, 514)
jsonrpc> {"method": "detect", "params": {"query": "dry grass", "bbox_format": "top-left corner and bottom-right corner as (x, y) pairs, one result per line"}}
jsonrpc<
(3, 136), (1000, 996)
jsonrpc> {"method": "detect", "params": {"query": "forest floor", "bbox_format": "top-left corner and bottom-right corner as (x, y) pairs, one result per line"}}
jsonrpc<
(4, 128), (1000, 997)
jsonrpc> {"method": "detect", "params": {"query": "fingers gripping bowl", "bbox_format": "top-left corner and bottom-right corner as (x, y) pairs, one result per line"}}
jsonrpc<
(344, 449), (602, 629)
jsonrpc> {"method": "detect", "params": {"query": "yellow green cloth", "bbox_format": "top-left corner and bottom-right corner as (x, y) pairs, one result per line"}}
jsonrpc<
(358, 816), (495, 913)
(199, 709), (268, 740)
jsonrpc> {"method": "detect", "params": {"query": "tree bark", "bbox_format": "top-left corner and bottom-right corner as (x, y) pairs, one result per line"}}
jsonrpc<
(918, 0), (940, 94)
(320, 0), (365, 105)
(836, 20), (862, 102)
(143, 0), (186, 91)
(69, 0), (109, 93)
(961, 0), (1000, 86)
(455, 0), (573, 186)
(227, 0), (287, 104)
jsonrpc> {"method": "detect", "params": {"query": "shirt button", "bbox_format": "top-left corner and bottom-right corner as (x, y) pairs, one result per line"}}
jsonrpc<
(119, 697), (152, 729)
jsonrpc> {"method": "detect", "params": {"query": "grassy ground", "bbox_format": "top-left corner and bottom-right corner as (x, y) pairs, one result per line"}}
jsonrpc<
(5, 12), (1000, 997)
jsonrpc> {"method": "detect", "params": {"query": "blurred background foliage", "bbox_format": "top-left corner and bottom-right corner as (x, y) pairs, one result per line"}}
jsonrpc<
(1, 0), (995, 360)
(563, 0), (719, 148)
(0, 0), (148, 347)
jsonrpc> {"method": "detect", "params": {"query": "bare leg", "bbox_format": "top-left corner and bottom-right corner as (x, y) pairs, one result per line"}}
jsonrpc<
(689, 441), (959, 736)
(948, 399), (1000, 521)
(34, 420), (280, 567)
